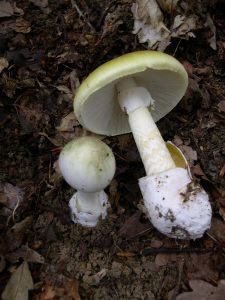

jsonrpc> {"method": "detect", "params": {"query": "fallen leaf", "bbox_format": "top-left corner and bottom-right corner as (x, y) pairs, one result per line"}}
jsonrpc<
(204, 14), (217, 50)
(0, 1), (14, 17)
(0, 57), (9, 73)
(56, 112), (79, 132)
(1, 261), (34, 300)
(11, 18), (31, 33)
(29, 0), (48, 8)
(6, 216), (33, 251)
(208, 217), (225, 242)
(179, 145), (197, 165)
(0, 182), (24, 217)
(157, 0), (179, 12)
(132, 0), (170, 50)
(185, 253), (219, 282)
(219, 164), (225, 177)
(218, 100), (225, 113)
(155, 253), (181, 267)
(83, 269), (108, 286)
(176, 280), (225, 300)
(36, 274), (81, 300)
(67, 278), (81, 300)
(116, 251), (136, 257)
(5, 245), (45, 264)
(132, 0), (197, 51)
(118, 211), (151, 239)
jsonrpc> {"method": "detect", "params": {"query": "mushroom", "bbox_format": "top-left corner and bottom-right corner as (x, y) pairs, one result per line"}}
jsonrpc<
(59, 136), (116, 227)
(73, 51), (212, 239)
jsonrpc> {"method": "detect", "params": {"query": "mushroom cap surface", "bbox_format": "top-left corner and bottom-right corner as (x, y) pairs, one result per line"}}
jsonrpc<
(74, 51), (188, 136)
(59, 136), (116, 192)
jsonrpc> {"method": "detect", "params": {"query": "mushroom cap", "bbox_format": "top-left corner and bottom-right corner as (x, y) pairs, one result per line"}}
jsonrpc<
(74, 51), (188, 136)
(59, 136), (116, 192)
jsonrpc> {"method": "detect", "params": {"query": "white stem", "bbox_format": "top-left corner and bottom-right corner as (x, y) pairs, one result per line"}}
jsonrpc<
(116, 78), (176, 176)
(76, 191), (106, 215)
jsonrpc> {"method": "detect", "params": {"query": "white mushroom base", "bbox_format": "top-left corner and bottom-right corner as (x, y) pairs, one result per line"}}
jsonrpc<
(69, 191), (110, 227)
(139, 168), (212, 239)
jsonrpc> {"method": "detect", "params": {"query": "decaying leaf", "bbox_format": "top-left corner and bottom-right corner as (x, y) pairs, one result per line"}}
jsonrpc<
(0, 57), (9, 73)
(56, 112), (79, 132)
(6, 216), (33, 251)
(0, 1), (14, 17)
(0, 1), (24, 17)
(5, 245), (45, 264)
(217, 100), (225, 113)
(132, 0), (170, 50)
(119, 211), (152, 239)
(176, 280), (225, 300)
(29, 0), (48, 8)
(157, 0), (179, 12)
(205, 14), (217, 50)
(83, 269), (108, 286)
(0, 182), (24, 217)
(208, 217), (225, 242)
(132, 0), (216, 51)
(1, 261), (34, 300)
(37, 275), (81, 300)
(185, 253), (219, 282)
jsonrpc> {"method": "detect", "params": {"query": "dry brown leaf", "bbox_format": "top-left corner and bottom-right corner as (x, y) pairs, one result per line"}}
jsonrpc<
(118, 211), (151, 239)
(67, 278), (81, 300)
(0, 1), (14, 17)
(0, 1), (24, 17)
(29, 0), (48, 8)
(155, 253), (182, 267)
(0, 57), (9, 73)
(176, 280), (225, 300)
(1, 261), (33, 300)
(185, 253), (219, 282)
(37, 275), (81, 300)
(56, 112), (79, 132)
(36, 284), (55, 300)
(83, 269), (108, 286)
(208, 217), (225, 242)
(0, 182), (24, 217)
(13, 18), (31, 33)
(116, 251), (136, 257)
(218, 100), (225, 113)
(5, 245), (45, 264)
(6, 216), (33, 251)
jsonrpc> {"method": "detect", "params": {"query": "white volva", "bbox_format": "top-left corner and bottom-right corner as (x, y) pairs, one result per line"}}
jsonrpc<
(116, 77), (212, 239)
(59, 137), (116, 227)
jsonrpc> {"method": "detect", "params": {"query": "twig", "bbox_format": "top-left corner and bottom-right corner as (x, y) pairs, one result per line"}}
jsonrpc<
(140, 247), (214, 256)
(70, 0), (96, 33)
(171, 259), (185, 300)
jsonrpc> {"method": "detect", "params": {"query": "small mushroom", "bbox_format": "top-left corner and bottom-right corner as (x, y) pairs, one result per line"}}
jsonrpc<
(73, 51), (212, 239)
(59, 136), (116, 227)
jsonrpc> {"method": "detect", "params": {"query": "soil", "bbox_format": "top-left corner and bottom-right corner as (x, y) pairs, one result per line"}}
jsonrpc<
(0, 1), (225, 299)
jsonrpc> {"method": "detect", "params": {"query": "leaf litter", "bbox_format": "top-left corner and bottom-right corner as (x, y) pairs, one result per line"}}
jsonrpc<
(0, 0), (225, 299)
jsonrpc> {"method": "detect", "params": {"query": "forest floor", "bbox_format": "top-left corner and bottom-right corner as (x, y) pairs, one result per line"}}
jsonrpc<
(0, 1), (225, 299)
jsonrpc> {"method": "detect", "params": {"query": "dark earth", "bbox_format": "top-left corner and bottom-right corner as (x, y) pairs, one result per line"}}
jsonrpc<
(0, 0), (225, 299)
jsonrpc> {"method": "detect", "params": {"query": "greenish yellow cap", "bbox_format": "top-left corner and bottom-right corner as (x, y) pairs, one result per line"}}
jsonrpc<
(74, 51), (188, 136)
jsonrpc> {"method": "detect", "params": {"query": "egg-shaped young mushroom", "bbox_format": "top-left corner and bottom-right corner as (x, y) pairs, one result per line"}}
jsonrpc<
(59, 136), (116, 227)
(73, 51), (212, 239)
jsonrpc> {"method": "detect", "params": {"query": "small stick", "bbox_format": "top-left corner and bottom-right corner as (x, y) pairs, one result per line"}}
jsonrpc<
(71, 0), (96, 33)
(140, 247), (214, 256)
